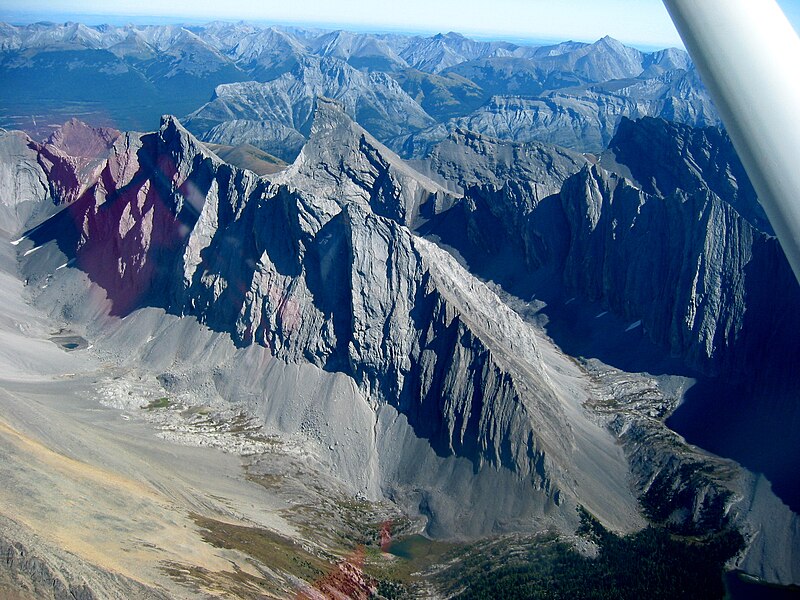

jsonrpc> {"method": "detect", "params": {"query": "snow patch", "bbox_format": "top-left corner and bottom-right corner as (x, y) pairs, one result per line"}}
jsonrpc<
(625, 320), (642, 332)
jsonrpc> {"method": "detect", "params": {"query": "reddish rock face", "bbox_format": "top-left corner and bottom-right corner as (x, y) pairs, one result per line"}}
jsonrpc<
(45, 118), (121, 159)
(297, 547), (375, 600)
(33, 118), (122, 207)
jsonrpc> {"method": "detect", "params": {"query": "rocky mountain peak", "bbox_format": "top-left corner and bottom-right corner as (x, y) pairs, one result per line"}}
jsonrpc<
(9, 114), (648, 537)
(279, 97), (455, 227)
(308, 95), (357, 137)
(595, 34), (623, 47)
(158, 114), (216, 158)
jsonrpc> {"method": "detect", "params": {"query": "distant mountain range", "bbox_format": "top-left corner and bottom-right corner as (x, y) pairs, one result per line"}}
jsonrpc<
(0, 21), (719, 158)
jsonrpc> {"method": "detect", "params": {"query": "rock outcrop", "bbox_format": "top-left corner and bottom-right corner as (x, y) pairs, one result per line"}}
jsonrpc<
(0, 516), (167, 600)
(37, 118), (121, 206)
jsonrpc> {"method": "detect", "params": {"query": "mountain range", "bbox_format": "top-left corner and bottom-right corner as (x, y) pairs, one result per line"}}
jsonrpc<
(1, 95), (799, 596)
(1, 22), (718, 159)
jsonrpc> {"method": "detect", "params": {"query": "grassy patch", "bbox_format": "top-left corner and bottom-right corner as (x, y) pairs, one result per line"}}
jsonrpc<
(183, 514), (420, 599)
(191, 514), (329, 583)
(246, 470), (458, 598)
(142, 397), (172, 410)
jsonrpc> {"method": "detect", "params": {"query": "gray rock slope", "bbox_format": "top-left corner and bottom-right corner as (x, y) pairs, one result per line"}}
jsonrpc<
(437, 37), (687, 99)
(183, 56), (436, 160)
(0, 516), (166, 600)
(224, 25), (309, 80)
(17, 103), (642, 536)
(273, 97), (457, 227)
(395, 31), (515, 74)
(0, 129), (49, 234)
(200, 119), (307, 163)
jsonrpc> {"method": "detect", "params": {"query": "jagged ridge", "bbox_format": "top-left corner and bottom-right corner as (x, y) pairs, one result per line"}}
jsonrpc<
(18, 104), (640, 535)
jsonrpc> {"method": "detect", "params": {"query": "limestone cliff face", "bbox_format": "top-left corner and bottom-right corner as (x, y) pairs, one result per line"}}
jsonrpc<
(559, 123), (800, 375)
(419, 116), (799, 377)
(561, 166), (751, 372)
(193, 193), (566, 480)
(0, 130), (49, 233)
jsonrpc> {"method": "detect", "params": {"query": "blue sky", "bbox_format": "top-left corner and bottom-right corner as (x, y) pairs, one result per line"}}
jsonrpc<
(2, 0), (800, 49)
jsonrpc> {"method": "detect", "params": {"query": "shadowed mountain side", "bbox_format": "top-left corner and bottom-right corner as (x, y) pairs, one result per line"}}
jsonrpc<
(603, 116), (770, 233)
(418, 119), (800, 378)
(669, 372), (800, 514)
(416, 119), (800, 514)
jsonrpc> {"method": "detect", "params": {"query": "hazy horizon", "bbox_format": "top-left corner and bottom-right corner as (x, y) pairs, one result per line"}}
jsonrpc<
(0, 1), (699, 49)
(3, 1), (800, 51)
(0, 12), (674, 51)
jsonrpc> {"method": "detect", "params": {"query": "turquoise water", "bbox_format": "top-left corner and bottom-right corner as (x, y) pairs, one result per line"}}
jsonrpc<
(386, 534), (437, 561)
